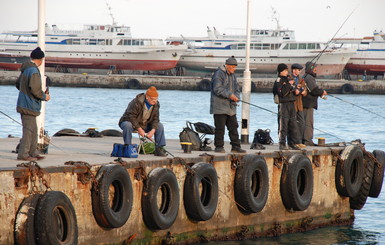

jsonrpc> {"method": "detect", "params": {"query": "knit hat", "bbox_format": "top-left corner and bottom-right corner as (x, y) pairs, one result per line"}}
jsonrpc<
(30, 47), (45, 59)
(146, 86), (158, 97)
(277, 63), (288, 73)
(305, 61), (317, 73)
(225, 56), (238, 66)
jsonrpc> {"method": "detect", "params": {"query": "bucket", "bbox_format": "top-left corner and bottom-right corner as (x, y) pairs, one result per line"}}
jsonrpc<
(180, 142), (192, 153)
(317, 137), (326, 146)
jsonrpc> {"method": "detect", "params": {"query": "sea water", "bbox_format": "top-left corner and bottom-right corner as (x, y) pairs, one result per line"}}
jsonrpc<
(1, 85), (384, 244)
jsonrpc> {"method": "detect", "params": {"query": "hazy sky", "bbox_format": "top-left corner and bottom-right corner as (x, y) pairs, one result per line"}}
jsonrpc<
(0, 0), (383, 42)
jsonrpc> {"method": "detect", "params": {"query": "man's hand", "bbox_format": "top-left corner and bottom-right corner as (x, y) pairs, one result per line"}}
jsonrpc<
(45, 94), (51, 101)
(146, 129), (156, 139)
(322, 90), (328, 96)
(137, 128), (145, 137)
(229, 94), (239, 102)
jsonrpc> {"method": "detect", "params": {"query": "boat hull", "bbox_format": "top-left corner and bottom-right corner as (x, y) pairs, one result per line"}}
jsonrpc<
(345, 50), (385, 75)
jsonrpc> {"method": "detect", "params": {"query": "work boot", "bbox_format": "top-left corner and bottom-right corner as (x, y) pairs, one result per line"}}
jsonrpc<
(289, 144), (306, 150)
(214, 147), (225, 153)
(231, 146), (246, 153)
(279, 144), (289, 150)
(17, 156), (37, 161)
(304, 141), (315, 146)
(154, 147), (167, 157)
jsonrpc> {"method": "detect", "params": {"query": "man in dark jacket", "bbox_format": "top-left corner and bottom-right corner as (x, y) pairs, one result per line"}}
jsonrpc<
(273, 63), (305, 150)
(119, 86), (167, 156)
(16, 47), (50, 161)
(302, 61), (328, 146)
(210, 56), (245, 153)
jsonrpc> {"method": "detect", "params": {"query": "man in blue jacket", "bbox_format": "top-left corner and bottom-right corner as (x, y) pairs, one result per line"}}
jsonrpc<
(210, 56), (245, 153)
(16, 47), (51, 161)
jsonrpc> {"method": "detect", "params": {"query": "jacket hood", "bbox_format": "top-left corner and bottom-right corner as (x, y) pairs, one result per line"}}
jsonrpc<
(20, 61), (36, 72)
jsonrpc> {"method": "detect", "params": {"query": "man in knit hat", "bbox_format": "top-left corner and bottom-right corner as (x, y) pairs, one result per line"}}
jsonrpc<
(16, 47), (50, 161)
(210, 56), (246, 153)
(119, 86), (167, 156)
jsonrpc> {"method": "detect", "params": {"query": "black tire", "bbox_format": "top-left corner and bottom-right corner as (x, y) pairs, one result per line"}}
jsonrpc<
(14, 194), (41, 245)
(100, 129), (123, 137)
(280, 154), (313, 211)
(184, 162), (218, 221)
(198, 79), (211, 91)
(369, 150), (385, 198)
(127, 79), (140, 89)
(141, 168), (180, 230)
(350, 153), (375, 210)
(53, 128), (80, 136)
(92, 164), (133, 229)
(335, 145), (364, 198)
(340, 83), (354, 94)
(234, 154), (269, 213)
(35, 191), (78, 245)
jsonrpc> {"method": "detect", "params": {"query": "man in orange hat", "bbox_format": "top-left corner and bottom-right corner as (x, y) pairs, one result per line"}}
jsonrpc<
(119, 86), (167, 156)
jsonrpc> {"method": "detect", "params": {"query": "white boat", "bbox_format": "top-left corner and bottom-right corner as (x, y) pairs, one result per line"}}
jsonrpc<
(166, 27), (355, 78)
(0, 23), (187, 71)
(333, 31), (385, 77)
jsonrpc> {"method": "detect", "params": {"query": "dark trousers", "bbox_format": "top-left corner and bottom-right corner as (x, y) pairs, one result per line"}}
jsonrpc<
(296, 110), (305, 142)
(18, 114), (39, 159)
(213, 114), (240, 148)
(278, 102), (300, 146)
(303, 108), (314, 145)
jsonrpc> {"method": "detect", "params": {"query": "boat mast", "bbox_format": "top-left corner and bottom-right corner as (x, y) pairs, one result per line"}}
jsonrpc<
(241, 0), (252, 144)
(37, 0), (48, 152)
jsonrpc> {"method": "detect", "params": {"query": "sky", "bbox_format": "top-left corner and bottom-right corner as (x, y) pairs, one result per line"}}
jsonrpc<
(0, 0), (384, 42)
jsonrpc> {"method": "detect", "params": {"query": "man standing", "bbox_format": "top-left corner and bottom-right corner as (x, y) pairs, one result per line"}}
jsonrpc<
(302, 61), (327, 146)
(16, 47), (50, 161)
(291, 63), (307, 140)
(210, 56), (245, 153)
(119, 86), (167, 156)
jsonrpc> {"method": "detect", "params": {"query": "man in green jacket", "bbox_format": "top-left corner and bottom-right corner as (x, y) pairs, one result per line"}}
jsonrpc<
(16, 47), (51, 161)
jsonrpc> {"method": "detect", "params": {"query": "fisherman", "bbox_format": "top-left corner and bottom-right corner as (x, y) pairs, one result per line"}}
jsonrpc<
(16, 47), (51, 161)
(302, 61), (328, 146)
(210, 56), (246, 153)
(273, 63), (305, 150)
(119, 86), (167, 156)
(291, 63), (307, 141)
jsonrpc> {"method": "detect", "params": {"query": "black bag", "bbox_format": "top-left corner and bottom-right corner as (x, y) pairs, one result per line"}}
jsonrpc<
(179, 127), (202, 151)
(252, 129), (274, 145)
(192, 122), (215, 135)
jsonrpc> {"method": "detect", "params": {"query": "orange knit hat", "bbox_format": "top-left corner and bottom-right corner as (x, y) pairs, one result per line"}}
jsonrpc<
(146, 86), (158, 97)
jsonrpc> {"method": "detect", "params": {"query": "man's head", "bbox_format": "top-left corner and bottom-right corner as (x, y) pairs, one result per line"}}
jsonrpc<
(145, 86), (158, 105)
(291, 63), (303, 76)
(225, 56), (237, 74)
(305, 61), (317, 74)
(30, 47), (45, 67)
(277, 63), (288, 76)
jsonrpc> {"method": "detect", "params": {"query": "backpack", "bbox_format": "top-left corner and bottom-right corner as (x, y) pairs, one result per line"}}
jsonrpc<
(252, 129), (274, 145)
(179, 127), (202, 151)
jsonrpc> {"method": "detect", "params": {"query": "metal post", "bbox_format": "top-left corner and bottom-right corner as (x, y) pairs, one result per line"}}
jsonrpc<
(241, 0), (252, 144)
(36, 0), (47, 149)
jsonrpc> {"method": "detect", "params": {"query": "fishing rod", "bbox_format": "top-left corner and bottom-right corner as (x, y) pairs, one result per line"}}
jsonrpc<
(328, 94), (385, 120)
(239, 99), (345, 141)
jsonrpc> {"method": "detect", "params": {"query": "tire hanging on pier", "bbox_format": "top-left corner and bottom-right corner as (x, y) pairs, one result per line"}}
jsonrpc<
(141, 168), (180, 230)
(92, 164), (133, 229)
(335, 145), (364, 198)
(280, 154), (313, 211)
(340, 83), (354, 94)
(349, 152), (375, 210)
(34, 191), (78, 245)
(127, 79), (141, 89)
(14, 194), (41, 245)
(198, 79), (211, 91)
(234, 154), (269, 213)
(369, 150), (385, 198)
(184, 162), (218, 221)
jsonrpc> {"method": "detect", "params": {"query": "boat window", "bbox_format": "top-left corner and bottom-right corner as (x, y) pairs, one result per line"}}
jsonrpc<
(316, 43), (321, 49)
(214, 42), (222, 45)
(289, 43), (298, 49)
(282, 44), (289, 49)
(307, 43), (316, 49)
(230, 44), (237, 49)
(262, 43), (270, 50)
(237, 43), (245, 50)
(298, 43), (306, 49)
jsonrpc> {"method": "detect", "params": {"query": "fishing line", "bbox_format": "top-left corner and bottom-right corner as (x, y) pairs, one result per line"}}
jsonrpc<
(240, 99), (345, 141)
(328, 94), (385, 120)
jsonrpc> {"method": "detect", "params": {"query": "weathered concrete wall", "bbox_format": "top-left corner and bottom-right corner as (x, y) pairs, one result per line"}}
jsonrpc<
(0, 149), (352, 244)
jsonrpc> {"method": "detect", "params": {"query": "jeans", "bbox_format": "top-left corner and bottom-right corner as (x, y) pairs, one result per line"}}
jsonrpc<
(119, 121), (166, 146)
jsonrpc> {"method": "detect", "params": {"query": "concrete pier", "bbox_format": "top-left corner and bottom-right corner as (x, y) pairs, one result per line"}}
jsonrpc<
(0, 136), (363, 244)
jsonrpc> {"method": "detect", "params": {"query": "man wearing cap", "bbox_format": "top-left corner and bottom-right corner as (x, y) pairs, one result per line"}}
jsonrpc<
(302, 61), (328, 146)
(210, 56), (246, 153)
(119, 86), (167, 156)
(291, 63), (307, 140)
(273, 63), (305, 150)
(16, 47), (50, 161)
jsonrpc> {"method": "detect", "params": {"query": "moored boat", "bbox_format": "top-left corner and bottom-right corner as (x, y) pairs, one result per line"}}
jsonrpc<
(0, 23), (187, 71)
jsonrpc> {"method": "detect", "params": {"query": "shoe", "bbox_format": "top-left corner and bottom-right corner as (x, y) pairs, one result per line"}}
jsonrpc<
(304, 141), (315, 146)
(289, 144), (306, 150)
(279, 144), (289, 150)
(214, 147), (225, 153)
(231, 146), (246, 153)
(154, 147), (167, 157)
(17, 156), (37, 161)
(35, 155), (46, 160)
(250, 143), (266, 150)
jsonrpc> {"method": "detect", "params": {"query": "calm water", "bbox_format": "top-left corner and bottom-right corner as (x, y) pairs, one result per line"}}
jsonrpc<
(1, 85), (385, 244)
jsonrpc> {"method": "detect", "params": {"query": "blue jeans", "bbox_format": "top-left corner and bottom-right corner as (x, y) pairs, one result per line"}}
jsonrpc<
(119, 121), (166, 146)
